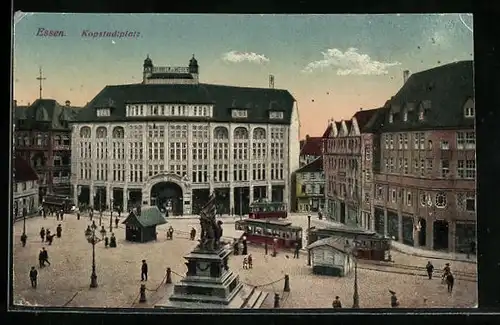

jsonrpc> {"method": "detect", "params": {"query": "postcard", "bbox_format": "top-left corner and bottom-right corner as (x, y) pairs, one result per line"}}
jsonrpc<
(11, 13), (476, 309)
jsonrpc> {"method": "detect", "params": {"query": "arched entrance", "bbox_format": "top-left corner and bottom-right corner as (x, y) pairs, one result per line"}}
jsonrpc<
(151, 182), (183, 216)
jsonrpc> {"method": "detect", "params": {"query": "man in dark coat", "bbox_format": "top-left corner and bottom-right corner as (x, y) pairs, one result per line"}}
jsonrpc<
(29, 266), (38, 288)
(426, 261), (434, 279)
(446, 272), (455, 293)
(40, 227), (46, 242)
(293, 242), (300, 259)
(332, 296), (342, 308)
(38, 249), (44, 268)
(42, 247), (50, 266)
(141, 260), (148, 281)
(115, 216), (119, 228)
(56, 224), (62, 238)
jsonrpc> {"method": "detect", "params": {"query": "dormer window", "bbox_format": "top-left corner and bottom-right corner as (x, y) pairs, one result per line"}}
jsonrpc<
(388, 113), (394, 124)
(418, 110), (425, 121)
(96, 108), (111, 117)
(402, 110), (408, 122)
(464, 99), (475, 118)
(269, 111), (284, 119)
(232, 109), (247, 118)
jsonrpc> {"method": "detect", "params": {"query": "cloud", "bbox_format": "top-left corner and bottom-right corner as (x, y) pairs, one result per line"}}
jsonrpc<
(222, 51), (270, 64)
(302, 47), (401, 75)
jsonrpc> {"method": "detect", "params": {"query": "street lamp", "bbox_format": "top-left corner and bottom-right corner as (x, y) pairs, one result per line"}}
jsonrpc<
(307, 215), (311, 266)
(351, 238), (360, 308)
(84, 222), (101, 288)
(99, 190), (103, 226)
(109, 198), (114, 232)
(264, 218), (269, 255)
(272, 236), (278, 257)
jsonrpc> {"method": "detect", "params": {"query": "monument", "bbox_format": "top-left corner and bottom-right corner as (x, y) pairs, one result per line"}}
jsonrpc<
(155, 192), (268, 309)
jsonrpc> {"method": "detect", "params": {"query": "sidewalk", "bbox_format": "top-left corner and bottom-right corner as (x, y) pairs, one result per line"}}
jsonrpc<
(391, 240), (477, 264)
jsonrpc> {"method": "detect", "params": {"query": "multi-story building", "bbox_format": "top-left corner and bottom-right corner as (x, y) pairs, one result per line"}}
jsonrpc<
(13, 156), (39, 219)
(70, 55), (300, 216)
(299, 135), (324, 167)
(14, 99), (79, 200)
(373, 61), (475, 253)
(323, 109), (380, 226)
(295, 157), (325, 212)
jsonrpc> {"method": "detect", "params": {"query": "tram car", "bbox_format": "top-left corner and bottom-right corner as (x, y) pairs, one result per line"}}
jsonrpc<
(235, 218), (303, 249)
(308, 225), (391, 261)
(42, 194), (74, 213)
(248, 200), (287, 219)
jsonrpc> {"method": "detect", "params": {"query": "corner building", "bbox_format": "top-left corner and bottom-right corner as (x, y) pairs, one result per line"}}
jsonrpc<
(70, 55), (299, 215)
(373, 61), (476, 253)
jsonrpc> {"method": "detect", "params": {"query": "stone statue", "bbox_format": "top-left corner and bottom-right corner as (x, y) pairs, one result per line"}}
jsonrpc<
(214, 220), (223, 248)
(198, 193), (219, 250)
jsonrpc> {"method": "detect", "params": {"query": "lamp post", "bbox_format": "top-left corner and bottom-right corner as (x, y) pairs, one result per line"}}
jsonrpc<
(272, 236), (278, 257)
(307, 215), (311, 266)
(264, 218), (269, 255)
(109, 198), (114, 233)
(85, 222), (100, 288)
(352, 238), (360, 308)
(99, 190), (103, 226)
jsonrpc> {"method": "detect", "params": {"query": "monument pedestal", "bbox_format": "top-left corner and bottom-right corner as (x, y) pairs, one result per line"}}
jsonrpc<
(155, 245), (267, 309)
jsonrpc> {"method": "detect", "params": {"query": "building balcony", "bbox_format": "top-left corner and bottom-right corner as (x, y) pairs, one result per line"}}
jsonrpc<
(53, 144), (71, 151)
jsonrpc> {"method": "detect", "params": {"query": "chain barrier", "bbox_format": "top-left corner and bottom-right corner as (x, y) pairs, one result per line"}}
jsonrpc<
(128, 291), (141, 307)
(145, 272), (169, 292)
(61, 291), (79, 307)
(170, 269), (186, 278)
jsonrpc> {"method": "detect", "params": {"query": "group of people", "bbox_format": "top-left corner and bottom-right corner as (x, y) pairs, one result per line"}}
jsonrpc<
(426, 261), (455, 293)
(39, 225), (63, 245)
(38, 247), (50, 268)
(242, 255), (253, 269)
(166, 226), (174, 240)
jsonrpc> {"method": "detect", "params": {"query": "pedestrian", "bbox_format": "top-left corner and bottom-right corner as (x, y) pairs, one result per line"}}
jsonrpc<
(89, 210), (93, 221)
(21, 233), (27, 247)
(46, 229), (51, 239)
(43, 209), (46, 219)
(110, 233), (117, 248)
(242, 256), (248, 269)
(77, 211), (80, 220)
(38, 249), (44, 268)
(46, 234), (54, 245)
(248, 254), (253, 269)
(293, 242), (300, 259)
(332, 296), (342, 308)
(141, 260), (148, 281)
(115, 216), (119, 228)
(190, 227), (196, 240)
(40, 227), (46, 242)
(426, 261), (434, 279)
(29, 266), (38, 288)
(442, 263), (451, 283)
(446, 272), (455, 293)
(42, 247), (50, 266)
(389, 290), (399, 308)
(56, 224), (62, 238)
(104, 236), (109, 248)
(60, 210), (64, 220)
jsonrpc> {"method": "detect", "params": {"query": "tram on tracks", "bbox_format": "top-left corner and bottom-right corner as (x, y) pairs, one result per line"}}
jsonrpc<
(235, 218), (303, 249)
(248, 200), (287, 219)
(308, 224), (391, 261)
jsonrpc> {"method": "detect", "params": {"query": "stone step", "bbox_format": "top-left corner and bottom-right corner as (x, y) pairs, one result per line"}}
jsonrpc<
(243, 287), (259, 308)
(252, 291), (269, 308)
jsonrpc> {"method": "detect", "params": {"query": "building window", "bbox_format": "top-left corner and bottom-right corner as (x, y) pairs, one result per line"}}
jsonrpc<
(389, 135), (394, 149)
(389, 113), (394, 123)
(466, 160), (476, 179)
(464, 104), (475, 118)
(398, 158), (403, 172)
(440, 140), (449, 150)
(398, 134), (403, 149)
(414, 133), (419, 150)
(419, 133), (425, 150)
(376, 185), (383, 200)
(403, 134), (408, 149)
(365, 144), (371, 161)
(406, 191), (412, 206)
(428, 140), (433, 150)
(384, 136), (389, 149)
(465, 132), (475, 150)
(232, 109), (248, 118)
(435, 192), (447, 208)
(465, 193), (475, 212)
(426, 159), (433, 175)
(389, 158), (394, 173)
(391, 189), (396, 202)
(420, 192), (427, 207)
(418, 109), (424, 121)
(440, 160), (450, 178)
(96, 108), (111, 117)
(403, 110), (408, 122)
(269, 111), (284, 119)
(403, 158), (408, 174)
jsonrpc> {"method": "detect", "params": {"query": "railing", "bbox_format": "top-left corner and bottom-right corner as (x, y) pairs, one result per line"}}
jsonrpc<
(53, 176), (70, 184)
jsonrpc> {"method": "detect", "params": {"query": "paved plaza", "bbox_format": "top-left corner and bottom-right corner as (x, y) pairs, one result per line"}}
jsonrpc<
(12, 213), (477, 308)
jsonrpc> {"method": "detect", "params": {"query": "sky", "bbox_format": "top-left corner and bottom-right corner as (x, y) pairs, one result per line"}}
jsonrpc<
(13, 13), (473, 138)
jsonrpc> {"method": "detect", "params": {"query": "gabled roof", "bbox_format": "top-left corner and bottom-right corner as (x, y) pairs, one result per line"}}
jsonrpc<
(74, 83), (295, 124)
(380, 60), (474, 132)
(322, 124), (332, 138)
(296, 157), (323, 173)
(306, 236), (350, 253)
(14, 99), (81, 130)
(14, 156), (38, 182)
(122, 206), (167, 228)
(300, 137), (323, 156)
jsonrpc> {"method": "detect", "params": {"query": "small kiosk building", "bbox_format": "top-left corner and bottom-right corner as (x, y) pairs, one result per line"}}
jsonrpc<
(306, 237), (354, 277)
(122, 206), (167, 243)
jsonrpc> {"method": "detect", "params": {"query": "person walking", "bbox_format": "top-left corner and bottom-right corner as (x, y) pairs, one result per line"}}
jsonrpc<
(446, 272), (455, 294)
(442, 263), (451, 283)
(426, 261), (434, 279)
(115, 216), (119, 228)
(38, 249), (45, 268)
(42, 247), (50, 266)
(390, 290), (399, 307)
(293, 242), (300, 259)
(332, 296), (342, 308)
(56, 224), (62, 238)
(141, 260), (148, 281)
(40, 227), (46, 242)
(248, 254), (253, 269)
(29, 266), (38, 288)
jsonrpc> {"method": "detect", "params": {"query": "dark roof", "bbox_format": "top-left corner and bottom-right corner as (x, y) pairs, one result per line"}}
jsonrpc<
(73, 83), (295, 124)
(122, 206), (167, 227)
(353, 108), (379, 132)
(14, 156), (38, 182)
(300, 137), (323, 156)
(380, 61), (474, 132)
(322, 124), (332, 138)
(334, 121), (342, 130)
(14, 99), (81, 130)
(306, 236), (350, 253)
(344, 120), (352, 131)
(296, 157), (323, 173)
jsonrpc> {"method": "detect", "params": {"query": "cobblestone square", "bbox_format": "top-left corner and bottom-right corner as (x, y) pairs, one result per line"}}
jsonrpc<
(13, 214), (477, 309)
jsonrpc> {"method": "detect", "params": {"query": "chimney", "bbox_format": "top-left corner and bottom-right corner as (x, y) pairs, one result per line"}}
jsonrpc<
(65, 100), (71, 107)
(305, 134), (310, 140)
(359, 107), (363, 111)
(403, 70), (410, 84)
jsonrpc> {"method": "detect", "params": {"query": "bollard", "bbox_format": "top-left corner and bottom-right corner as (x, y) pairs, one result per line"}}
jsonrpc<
(274, 293), (280, 308)
(283, 274), (290, 292)
(139, 284), (147, 303)
(166, 268), (172, 284)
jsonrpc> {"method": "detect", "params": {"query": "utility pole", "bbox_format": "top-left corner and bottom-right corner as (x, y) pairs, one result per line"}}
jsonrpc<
(36, 67), (46, 99)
